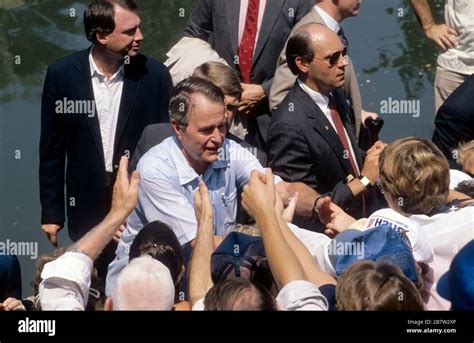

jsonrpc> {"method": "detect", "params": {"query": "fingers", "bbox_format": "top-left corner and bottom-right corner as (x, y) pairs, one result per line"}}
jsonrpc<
(48, 232), (58, 248)
(2, 298), (25, 311)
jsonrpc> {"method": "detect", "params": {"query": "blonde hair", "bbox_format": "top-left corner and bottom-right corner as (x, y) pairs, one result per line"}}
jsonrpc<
(379, 137), (449, 215)
(193, 62), (242, 99)
(457, 140), (474, 172)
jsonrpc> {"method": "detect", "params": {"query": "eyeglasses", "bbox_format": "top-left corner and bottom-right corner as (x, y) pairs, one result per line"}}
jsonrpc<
(376, 177), (384, 193)
(315, 47), (347, 66)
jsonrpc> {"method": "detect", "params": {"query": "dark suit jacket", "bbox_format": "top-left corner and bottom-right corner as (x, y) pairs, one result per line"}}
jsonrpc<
(267, 82), (384, 230)
(432, 74), (474, 169)
(40, 48), (172, 241)
(184, 0), (314, 144)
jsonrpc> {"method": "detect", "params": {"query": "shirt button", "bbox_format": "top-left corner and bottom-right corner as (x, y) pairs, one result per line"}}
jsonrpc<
(114, 164), (119, 170)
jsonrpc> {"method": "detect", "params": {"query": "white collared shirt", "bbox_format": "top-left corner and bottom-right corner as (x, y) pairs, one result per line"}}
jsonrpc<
(106, 136), (281, 296)
(89, 47), (124, 172)
(298, 80), (360, 174)
(314, 5), (340, 33)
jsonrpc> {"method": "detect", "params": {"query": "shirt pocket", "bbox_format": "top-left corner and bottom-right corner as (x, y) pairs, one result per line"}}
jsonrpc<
(216, 189), (238, 236)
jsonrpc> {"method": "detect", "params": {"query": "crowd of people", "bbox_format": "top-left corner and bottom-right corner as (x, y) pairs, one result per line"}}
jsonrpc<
(1, 0), (473, 311)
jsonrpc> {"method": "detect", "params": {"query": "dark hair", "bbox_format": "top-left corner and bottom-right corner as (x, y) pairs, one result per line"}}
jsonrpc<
(204, 278), (277, 311)
(129, 221), (184, 287)
(455, 179), (474, 198)
(169, 77), (225, 128)
(286, 28), (315, 76)
(84, 0), (138, 43)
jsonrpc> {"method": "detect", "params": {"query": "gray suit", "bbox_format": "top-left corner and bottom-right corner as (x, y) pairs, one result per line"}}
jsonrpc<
(184, 0), (314, 147)
(269, 8), (363, 140)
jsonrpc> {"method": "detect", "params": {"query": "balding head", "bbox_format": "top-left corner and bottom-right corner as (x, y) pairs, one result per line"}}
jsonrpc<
(111, 255), (175, 310)
(286, 23), (348, 95)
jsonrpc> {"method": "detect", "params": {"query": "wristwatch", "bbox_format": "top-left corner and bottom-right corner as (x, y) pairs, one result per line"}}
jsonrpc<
(358, 175), (371, 187)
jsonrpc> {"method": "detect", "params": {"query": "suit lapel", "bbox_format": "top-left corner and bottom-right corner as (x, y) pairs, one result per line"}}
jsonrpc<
(253, 0), (285, 66)
(226, 0), (240, 58)
(294, 85), (356, 175)
(72, 48), (105, 165)
(114, 62), (141, 155)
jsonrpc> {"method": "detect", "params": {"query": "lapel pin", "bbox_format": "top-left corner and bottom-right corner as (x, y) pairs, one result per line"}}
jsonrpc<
(325, 125), (329, 131)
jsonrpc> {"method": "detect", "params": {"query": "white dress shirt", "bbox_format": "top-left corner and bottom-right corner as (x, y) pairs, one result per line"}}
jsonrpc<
(89, 48), (124, 172)
(298, 79), (360, 174)
(314, 5), (340, 33)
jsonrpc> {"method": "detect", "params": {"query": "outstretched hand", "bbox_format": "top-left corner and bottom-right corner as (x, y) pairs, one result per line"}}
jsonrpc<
(241, 169), (276, 220)
(109, 156), (140, 222)
(315, 197), (357, 237)
(194, 180), (214, 228)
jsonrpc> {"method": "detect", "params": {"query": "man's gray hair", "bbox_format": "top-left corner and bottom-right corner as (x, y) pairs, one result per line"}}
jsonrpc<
(169, 77), (225, 128)
(112, 255), (175, 310)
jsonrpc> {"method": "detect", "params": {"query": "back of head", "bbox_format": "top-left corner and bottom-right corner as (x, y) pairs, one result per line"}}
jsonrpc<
(129, 221), (184, 287)
(84, 0), (138, 43)
(193, 62), (242, 99)
(112, 255), (175, 310)
(379, 137), (450, 215)
(457, 140), (474, 175)
(336, 260), (424, 310)
(204, 278), (277, 311)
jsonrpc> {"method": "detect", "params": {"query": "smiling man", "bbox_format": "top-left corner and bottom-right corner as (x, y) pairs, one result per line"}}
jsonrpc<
(267, 23), (386, 232)
(106, 77), (326, 296)
(39, 0), (171, 279)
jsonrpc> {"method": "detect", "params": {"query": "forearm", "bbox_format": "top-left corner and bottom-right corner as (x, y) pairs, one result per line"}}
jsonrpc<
(277, 181), (319, 217)
(67, 212), (124, 261)
(188, 219), (214, 306)
(254, 210), (307, 289)
(277, 215), (336, 287)
(410, 0), (435, 31)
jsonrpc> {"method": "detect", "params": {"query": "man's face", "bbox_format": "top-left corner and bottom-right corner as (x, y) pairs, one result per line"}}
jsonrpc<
(175, 94), (227, 172)
(338, 0), (362, 19)
(306, 34), (348, 95)
(103, 5), (143, 57)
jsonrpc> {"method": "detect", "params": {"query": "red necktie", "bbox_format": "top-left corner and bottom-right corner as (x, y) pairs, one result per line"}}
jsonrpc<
(238, 0), (260, 83)
(328, 96), (359, 177)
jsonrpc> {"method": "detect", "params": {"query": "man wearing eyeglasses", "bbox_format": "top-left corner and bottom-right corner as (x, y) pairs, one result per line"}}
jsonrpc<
(267, 23), (387, 232)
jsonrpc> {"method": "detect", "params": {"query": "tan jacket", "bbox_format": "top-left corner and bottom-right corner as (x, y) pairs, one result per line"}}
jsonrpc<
(269, 9), (363, 140)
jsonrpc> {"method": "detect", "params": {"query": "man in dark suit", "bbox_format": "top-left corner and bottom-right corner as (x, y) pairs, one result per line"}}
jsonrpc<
(432, 74), (474, 169)
(39, 0), (171, 277)
(267, 23), (385, 231)
(184, 0), (314, 150)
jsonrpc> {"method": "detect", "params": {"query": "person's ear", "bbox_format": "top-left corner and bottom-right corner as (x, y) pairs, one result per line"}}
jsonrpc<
(104, 297), (113, 311)
(295, 57), (310, 74)
(96, 32), (108, 46)
(171, 120), (184, 142)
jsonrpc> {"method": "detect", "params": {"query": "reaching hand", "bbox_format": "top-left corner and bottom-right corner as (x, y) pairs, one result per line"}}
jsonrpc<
(425, 24), (459, 51)
(315, 197), (357, 237)
(275, 191), (298, 224)
(194, 180), (214, 228)
(109, 156), (140, 222)
(242, 169), (276, 220)
(1, 298), (26, 311)
(113, 224), (126, 243)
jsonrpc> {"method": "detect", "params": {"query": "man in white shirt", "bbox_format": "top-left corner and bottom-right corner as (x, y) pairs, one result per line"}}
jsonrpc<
(39, 0), (172, 279)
